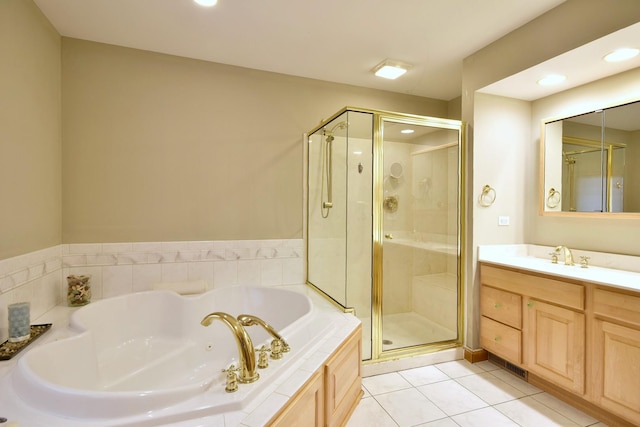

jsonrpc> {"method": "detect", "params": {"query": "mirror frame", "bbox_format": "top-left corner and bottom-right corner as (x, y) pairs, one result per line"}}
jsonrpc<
(539, 99), (640, 219)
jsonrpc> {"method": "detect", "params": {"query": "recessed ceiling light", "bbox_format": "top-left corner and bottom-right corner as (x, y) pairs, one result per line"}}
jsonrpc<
(372, 60), (412, 80)
(194, 0), (218, 6)
(604, 48), (639, 62)
(401, 129), (415, 134)
(537, 74), (566, 86)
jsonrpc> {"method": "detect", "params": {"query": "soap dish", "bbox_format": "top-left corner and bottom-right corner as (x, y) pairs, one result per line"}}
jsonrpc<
(0, 324), (52, 360)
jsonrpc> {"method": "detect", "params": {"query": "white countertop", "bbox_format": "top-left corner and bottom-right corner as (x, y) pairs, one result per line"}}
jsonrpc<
(478, 244), (640, 292)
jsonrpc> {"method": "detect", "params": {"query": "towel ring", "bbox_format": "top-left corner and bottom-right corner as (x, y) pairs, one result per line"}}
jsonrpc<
(478, 185), (496, 207)
(546, 188), (561, 208)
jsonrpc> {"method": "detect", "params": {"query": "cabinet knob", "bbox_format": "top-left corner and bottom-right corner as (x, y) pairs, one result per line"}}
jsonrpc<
(527, 301), (534, 308)
(494, 336), (501, 342)
(494, 303), (501, 309)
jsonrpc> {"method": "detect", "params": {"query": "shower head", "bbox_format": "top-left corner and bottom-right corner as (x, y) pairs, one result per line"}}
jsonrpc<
(322, 121), (349, 142)
(329, 121), (349, 133)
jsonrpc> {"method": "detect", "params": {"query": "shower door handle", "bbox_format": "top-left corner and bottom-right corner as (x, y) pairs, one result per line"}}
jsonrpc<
(384, 234), (393, 240)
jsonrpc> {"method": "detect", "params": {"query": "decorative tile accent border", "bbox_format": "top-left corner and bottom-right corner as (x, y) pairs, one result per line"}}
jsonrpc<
(62, 239), (305, 300)
(0, 246), (62, 294)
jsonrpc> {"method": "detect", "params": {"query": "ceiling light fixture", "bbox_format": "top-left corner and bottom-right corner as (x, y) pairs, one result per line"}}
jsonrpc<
(372, 60), (412, 80)
(537, 74), (566, 86)
(604, 48), (639, 62)
(400, 129), (415, 134)
(194, 0), (218, 6)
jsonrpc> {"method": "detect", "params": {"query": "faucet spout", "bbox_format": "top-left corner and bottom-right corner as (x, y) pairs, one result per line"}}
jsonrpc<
(237, 314), (290, 353)
(554, 245), (575, 266)
(201, 312), (259, 384)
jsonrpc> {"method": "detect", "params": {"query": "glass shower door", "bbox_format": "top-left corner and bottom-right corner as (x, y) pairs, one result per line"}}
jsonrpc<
(379, 119), (460, 353)
(307, 112), (349, 307)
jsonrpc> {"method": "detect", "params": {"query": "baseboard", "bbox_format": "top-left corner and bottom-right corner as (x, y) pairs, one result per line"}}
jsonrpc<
(463, 347), (488, 363)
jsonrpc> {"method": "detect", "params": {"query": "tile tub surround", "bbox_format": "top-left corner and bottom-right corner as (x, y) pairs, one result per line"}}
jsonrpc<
(0, 246), (62, 342)
(478, 244), (640, 291)
(0, 240), (303, 343)
(62, 239), (304, 299)
(0, 284), (361, 426)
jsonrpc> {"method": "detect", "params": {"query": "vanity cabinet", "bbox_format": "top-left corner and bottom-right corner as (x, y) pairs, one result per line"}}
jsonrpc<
(480, 265), (586, 394)
(592, 288), (640, 422)
(480, 263), (640, 426)
(268, 325), (362, 427)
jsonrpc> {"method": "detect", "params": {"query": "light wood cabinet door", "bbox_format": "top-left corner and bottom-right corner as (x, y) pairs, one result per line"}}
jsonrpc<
(268, 370), (324, 427)
(592, 319), (640, 424)
(524, 298), (585, 395)
(325, 327), (362, 427)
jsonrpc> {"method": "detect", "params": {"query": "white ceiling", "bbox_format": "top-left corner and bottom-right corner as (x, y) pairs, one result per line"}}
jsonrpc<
(33, 0), (566, 101)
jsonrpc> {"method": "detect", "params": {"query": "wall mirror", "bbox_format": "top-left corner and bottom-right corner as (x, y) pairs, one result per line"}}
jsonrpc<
(542, 99), (640, 214)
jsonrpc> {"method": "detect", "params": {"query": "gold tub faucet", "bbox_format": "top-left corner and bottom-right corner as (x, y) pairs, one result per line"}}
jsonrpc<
(554, 245), (575, 266)
(237, 314), (290, 354)
(201, 312), (259, 384)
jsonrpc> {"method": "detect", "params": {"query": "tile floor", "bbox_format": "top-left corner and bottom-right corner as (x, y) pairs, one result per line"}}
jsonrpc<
(347, 359), (608, 427)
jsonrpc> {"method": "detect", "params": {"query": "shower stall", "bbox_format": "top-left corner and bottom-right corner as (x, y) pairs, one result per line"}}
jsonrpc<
(305, 107), (465, 362)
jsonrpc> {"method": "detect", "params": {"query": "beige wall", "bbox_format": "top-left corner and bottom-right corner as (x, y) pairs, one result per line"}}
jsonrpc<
(462, 0), (640, 349)
(0, 0), (61, 260)
(62, 38), (449, 243)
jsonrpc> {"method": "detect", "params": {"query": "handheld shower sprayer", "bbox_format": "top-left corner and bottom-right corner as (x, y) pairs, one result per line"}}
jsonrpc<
(320, 121), (349, 218)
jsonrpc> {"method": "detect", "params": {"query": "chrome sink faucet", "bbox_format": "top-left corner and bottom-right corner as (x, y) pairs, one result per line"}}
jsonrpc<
(201, 312), (259, 384)
(554, 245), (575, 266)
(237, 314), (290, 354)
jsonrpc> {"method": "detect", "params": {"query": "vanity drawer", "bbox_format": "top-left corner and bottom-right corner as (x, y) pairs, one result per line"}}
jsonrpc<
(480, 316), (521, 364)
(594, 288), (640, 327)
(481, 264), (584, 311)
(481, 285), (522, 329)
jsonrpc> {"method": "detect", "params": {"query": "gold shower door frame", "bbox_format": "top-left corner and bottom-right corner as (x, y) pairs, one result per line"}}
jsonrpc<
(372, 111), (466, 362)
(305, 107), (466, 363)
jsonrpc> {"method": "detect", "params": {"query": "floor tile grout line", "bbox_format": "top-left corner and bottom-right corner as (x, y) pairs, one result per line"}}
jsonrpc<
(364, 394), (401, 427)
(358, 360), (605, 427)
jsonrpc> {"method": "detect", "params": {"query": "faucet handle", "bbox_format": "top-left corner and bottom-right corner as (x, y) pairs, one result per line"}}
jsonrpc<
(255, 345), (270, 369)
(548, 252), (559, 264)
(579, 256), (590, 268)
(221, 364), (240, 393)
(270, 339), (284, 360)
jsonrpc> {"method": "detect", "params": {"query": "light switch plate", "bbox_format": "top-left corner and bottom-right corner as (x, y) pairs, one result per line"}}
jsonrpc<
(498, 216), (510, 226)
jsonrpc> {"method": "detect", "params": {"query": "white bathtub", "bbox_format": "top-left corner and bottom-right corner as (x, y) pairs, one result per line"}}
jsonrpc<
(11, 286), (328, 424)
